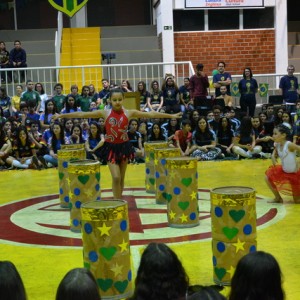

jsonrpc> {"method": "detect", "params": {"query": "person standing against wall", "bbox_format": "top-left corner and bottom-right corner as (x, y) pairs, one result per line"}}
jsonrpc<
(213, 61), (232, 97)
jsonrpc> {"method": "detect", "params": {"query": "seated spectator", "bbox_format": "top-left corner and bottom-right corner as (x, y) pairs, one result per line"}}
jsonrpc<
(0, 41), (10, 83)
(121, 79), (133, 92)
(20, 100), (41, 131)
(147, 80), (163, 112)
(229, 251), (285, 300)
(216, 117), (235, 157)
(189, 110), (200, 132)
(208, 105), (223, 134)
(88, 84), (99, 103)
(85, 121), (105, 161)
(52, 83), (65, 113)
(232, 116), (263, 159)
(179, 77), (194, 115)
(173, 119), (192, 156)
(61, 95), (81, 114)
(0, 126), (12, 170)
(162, 76), (180, 114)
(6, 125), (41, 169)
(39, 99), (57, 131)
(148, 122), (166, 142)
(68, 124), (86, 144)
(43, 122), (68, 167)
(136, 81), (150, 112)
(128, 118), (144, 162)
(0, 260), (27, 300)
(56, 268), (101, 300)
(0, 86), (11, 118)
(11, 84), (23, 115)
(21, 80), (41, 112)
(215, 85), (233, 108)
(129, 242), (189, 300)
(35, 82), (49, 112)
(63, 119), (74, 138)
(162, 117), (181, 144)
(189, 116), (222, 160)
(8, 40), (27, 82)
(77, 85), (94, 112)
(138, 120), (148, 145)
(69, 84), (81, 102)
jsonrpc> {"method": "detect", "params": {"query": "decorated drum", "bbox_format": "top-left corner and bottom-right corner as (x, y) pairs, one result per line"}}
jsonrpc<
(81, 200), (132, 299)
(68, 160), (101, 232)
(210, 186), (257, 285)
(60, 143), (85, 150)
(165, 157), (199, 228)
(57, 148), (86, 208)
(154, 148), (181, 204)
(144, 141), (168, 193)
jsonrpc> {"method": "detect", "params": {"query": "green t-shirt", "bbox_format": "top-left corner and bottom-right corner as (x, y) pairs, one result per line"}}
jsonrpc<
(21, 91), (41, 108)
(77, 96), (94, 112)
(52, 94), (66, 112)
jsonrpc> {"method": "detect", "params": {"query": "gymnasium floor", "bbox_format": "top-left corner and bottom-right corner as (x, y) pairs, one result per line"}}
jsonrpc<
(0, 159), (299, 299)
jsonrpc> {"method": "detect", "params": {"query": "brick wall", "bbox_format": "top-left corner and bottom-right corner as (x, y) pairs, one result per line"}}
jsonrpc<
(174, 30), (275, 75)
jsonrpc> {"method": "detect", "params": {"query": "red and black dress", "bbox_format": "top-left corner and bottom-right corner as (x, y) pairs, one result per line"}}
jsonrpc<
(100, 108), (134, 164)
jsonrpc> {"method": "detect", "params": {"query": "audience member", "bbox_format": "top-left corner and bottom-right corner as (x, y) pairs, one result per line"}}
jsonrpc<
(35, 82), (48, 112)
(189, 116), (222, 160)
(129, 242), (189, 300)
(148, 80), (163, 111)
(0, 261), (27, 300)
(189, 63), (210, 115)
(21, 80), (41, 112)
(11, 84), (23, 114)
(187, 286), (226, 300)
(97, 78), (110, 106)
(56, 268), (101, 300)
(162, 76), (181, 113)
(229, 251), (285, 300)
(148, 122), (166, 142)
(52, 83), (65, 113)
(85, 121), (104, 161)
(136, 81), (150, 112)
(77, 85), (94, 112)
(179, 77), (194, 115)
(216, 116), (235, 157)
(279, 64), (300, 113)
(39, 99), (57, 130)
(0, 86), (11, 118)
(215, 85), (233, 109)
(9, 40), (27, 82)
(0, 41), (10, 83)
(173, 119), (192, 156)
(121, 79), (133, 92)
(213, 61), (232, 97)
(239, 67), (258, 117)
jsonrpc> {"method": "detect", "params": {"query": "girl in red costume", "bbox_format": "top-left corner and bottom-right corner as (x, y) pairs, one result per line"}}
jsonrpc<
(53, 88), (182, 199)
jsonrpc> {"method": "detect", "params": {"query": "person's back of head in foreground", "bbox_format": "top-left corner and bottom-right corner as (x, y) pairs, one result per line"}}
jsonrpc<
(56, 268), (101, 300)
(0, 260), (27, 300)
(130, 242), (189, 300)
(229, 251), (285, 300)
(187, 286), (226, 300)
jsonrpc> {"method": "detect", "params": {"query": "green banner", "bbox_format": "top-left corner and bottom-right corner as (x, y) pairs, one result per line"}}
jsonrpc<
(230, 82), (240, 97)
(259, 83), (269, 97)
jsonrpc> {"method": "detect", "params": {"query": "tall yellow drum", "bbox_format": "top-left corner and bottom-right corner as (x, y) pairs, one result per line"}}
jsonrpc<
(68, 160), (101, 232)
(154, 148), (181, 204)
(210, 186), (257, 285)
(57, 148), (86, 208)
(144, 141), (168, 193)
(166, 157), (199, 228)
(81, 200), (132, 299)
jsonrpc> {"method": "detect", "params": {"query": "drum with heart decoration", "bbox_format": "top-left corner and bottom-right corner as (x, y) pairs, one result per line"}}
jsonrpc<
(144, 141), (168, 193)
(210, 186), (257, 285)
(165, 157), (199, 228)
(57, 147), (86, 208)
(81, 200), (132, 299)
(68, 159), (101, 232)
(154, 147), (181, 204)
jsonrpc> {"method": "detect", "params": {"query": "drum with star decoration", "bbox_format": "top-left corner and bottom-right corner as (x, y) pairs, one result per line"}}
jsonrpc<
(61, 143), (85, 150)
(144, 141), (168, 193)
(68, 160), (101, 232)
(210, 186), (257, 285)
(57, 148), (86, 208)
(154, 147), (181, 204)
(81, 200), (132, 299)
(165, 157), (199, 228)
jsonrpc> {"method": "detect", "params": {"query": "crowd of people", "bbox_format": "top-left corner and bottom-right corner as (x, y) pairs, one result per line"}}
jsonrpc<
(0, 71), (300, 169)
(0, 244), (285, 300)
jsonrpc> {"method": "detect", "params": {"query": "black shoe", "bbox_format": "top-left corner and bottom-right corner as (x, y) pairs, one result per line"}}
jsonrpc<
(38, 157), (48, 169)
(32, 156), (41, 170)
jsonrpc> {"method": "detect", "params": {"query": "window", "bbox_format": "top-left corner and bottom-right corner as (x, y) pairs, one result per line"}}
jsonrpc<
(244, 7), (274, 29)
(173, 10), (204, 31)
(208, 9), (239, 30)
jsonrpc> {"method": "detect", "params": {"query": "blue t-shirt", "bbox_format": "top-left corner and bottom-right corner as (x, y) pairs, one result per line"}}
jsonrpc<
(238, 78), (258, 95)
(279, 75), (299, 103)
(213, 72), (232, 96)
(179, 85), (190, 103)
